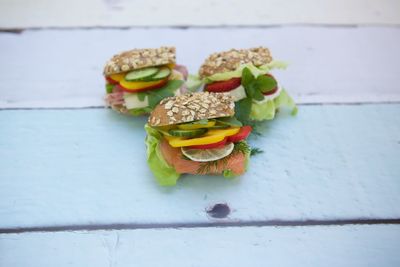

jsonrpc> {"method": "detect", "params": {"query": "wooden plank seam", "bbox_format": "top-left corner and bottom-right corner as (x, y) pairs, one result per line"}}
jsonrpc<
(1, 219), (400, 234)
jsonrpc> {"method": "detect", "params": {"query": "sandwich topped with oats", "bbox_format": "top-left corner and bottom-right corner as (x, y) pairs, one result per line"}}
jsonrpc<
(198, 47), (297, 123)
(145, 92), (252, 186)
(104, 47), (188, 116)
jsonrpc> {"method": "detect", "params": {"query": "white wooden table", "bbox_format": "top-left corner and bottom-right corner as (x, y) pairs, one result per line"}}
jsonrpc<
(1, 1), (400, 266)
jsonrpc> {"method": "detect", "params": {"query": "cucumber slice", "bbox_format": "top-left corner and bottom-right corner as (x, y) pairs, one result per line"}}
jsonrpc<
(216, 117), (243, 127)
(209, 124), (230, 129)
(169, 128), (207, 138)
(125, 67), (159, 81)
(178, 119), (216, 130)
(149, 67), (171, 81)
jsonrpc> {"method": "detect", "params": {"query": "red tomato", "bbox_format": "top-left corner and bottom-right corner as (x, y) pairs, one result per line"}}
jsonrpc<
(105, 76), (119, 85)
(188, 138), (228, 149)
(227, 126), (252, 143)
(263, 87), (278, 96)
(118, 78), (168, 93)
(205, 78), (241, 92)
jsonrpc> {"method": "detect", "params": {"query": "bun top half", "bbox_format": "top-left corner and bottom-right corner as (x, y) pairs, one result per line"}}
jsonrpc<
(103, 47), (176, 76)
(148, 92), (235, 127)
(199, 47), (272, 78)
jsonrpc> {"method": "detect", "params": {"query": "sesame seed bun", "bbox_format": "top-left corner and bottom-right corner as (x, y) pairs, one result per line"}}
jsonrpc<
(198, 47), (273, 78)
(103, 47), (176, 76)
(148, 92), (235, 127)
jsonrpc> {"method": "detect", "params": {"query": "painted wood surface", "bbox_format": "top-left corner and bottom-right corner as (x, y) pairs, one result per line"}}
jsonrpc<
(1, 105), (399, 229)
(1, 225), (400, 267)
(1, 0), (399, 28)
(1, 27), (400, 109)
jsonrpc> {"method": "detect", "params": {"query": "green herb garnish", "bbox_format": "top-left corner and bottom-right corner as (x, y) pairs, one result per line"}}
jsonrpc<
(196, 141), (250, 175)
(137, 80), (184, 109)
(237, 67), (280, 123)
(250, 147), (264, 156)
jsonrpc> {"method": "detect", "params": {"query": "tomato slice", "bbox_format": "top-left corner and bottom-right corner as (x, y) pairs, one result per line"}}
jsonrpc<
(205, 77), (241, 92)
(227, 126), (252, 143)
(188, 138), (228, 149)
(263, 87), (278, 96)
(105, 76), (119, 85)
(118, 78), (168, 93)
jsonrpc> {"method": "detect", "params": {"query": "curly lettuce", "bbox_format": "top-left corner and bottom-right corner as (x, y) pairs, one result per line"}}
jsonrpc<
(145, 124), (180, 186)
(204, 61), (288, 83)
(186, 74), (203, 92)
(250, 89), (298, 121)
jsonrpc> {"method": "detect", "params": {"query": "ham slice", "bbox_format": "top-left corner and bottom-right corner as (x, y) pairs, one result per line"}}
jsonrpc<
(174, 64), (189, 80)
(104, 85), (129, 113)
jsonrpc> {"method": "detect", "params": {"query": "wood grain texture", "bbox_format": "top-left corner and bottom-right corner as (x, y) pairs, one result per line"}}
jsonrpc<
(0, 105), (399, 228)
(1, 225), (400, 267)
(0, 0), (399, 28)
(1, 27), (400, 109)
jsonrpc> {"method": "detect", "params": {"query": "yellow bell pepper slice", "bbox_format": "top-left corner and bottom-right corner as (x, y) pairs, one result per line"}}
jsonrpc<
(119, 79), (164, 90)
(177, 120), (216, 130)
(166, 127), (240, 147)
(109, 73), (125, 82)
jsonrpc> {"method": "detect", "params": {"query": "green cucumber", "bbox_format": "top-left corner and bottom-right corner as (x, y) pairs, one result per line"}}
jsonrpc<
(216, 116), (243, 127)
(125, 67), (159, 81)
(149, 67), (171, 81)
(169, 128), (207, 138)
(209, 124), (230, 129)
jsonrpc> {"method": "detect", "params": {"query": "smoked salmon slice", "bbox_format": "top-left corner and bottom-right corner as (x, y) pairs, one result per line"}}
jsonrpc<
(159, 139), (247, 175)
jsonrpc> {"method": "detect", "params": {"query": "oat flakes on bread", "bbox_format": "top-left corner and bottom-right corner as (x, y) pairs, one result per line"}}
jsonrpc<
(104, 47), (176, 76)
(199, 47), (272, 78)
(148, 92), (235, 127)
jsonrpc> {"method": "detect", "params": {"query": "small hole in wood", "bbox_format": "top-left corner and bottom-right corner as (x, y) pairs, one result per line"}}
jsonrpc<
(206, 203), (230, 219)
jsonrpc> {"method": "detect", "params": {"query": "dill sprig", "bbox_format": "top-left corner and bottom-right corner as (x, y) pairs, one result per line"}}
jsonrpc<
(233, 141), (251, 155)
(196, 141), (250, 175)
(250, 147), (264, 156)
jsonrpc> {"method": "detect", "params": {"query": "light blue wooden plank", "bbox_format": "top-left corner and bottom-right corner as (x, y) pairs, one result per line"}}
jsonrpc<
(1, 27), (400, 108)
(1, 0), (399, 28)
(1, 225), (400, 267)
(0, 104), (400, 228)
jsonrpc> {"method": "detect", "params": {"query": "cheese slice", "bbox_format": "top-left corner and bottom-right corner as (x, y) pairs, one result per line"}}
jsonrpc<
(123, 93), (149, 109)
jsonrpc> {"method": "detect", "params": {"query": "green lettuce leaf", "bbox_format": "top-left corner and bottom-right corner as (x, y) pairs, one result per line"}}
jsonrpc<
(106, 84), (114, 94)
(274, 88), (298, 116)
(139, 80), (184, 109)
(128, 107), (152, 116)
(145, 124), (180, 186)
(249, 89), (297, 121)
(204, 61), (288, 83)
(125, 80), (184, 116)
(250, 99), (276, 121)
